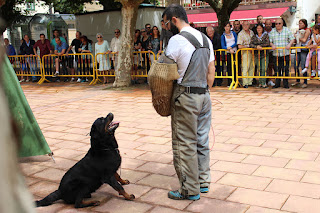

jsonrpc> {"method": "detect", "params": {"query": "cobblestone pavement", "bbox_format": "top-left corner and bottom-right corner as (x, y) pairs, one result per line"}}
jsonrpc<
(19, 82), (320, 213)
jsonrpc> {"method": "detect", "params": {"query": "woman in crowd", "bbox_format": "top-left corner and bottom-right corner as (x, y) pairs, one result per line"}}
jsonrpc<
(95, 33), (111, 84)
(149, 26), (160, 64)
(133, 29), (142, 75)
(78, 35), (93, 82)
(250, 23), (270, 88)
(292, 19), (311, 88)
(141, 28), (151, 71)
(221, 22), (237, 86)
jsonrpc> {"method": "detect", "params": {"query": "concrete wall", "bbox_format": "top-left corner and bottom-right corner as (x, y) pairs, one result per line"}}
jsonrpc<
(75, 7), (165, 52)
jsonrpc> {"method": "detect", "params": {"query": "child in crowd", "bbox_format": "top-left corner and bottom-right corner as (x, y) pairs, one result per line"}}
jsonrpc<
(302, 25), (320, 77)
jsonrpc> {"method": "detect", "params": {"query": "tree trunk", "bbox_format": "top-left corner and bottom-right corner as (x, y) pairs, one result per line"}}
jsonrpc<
(166, 0), (180, 6)
(217, 10), (231, 35)
(113, 0), (143, 87)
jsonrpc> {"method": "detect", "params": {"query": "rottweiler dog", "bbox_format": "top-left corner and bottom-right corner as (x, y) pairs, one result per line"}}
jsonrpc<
(36, 113), (135, 208)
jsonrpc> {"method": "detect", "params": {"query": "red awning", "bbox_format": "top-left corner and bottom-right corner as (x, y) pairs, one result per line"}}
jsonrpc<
(188, 7), (289, 27)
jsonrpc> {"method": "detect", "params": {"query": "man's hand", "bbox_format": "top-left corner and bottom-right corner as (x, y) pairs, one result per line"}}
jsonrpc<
(271, 44), (277, 50)
(257, 45), (263, 50)
(285, 44), (291, 50)
(230, 49), (234, 54)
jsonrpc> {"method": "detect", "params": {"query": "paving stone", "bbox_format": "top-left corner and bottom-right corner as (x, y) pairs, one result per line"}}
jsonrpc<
(233, 145), (276, 156)
(38, 157), (77, 171)
(33, 168), (65, 183)
(251, 133), (290, 142)
(227, 188), (289, 209)
(97, 183), (151, 199)
(245, 206), (285, 213)
(186, 197), (248, 213)
(36, 203), (66, 213)
(116, 169), (149, 184)
(120, 158), (146, 169)
(286, 159), (320, 172)
(261, 140), (303, 151)
(201, 183), (236, 200)
(242, 155), (290, 168)
(253, 166), (305, 181)
(150, 206), (189, 213)
(225, 138), (265, 147)
(210, 170), (227, 183)
(218, 173), (272, 190)
(282, 196), (320, 213)
(119, 147), (146, 158)
(136, 162), (176, 176)
(210, 151), (247, 162)
(266, 179), (320, 199)
(272, 149), (318, 161)
(29, 181), (59, 198)
(136, 174), (179, 190)
(301, 171), (320, 184)
(211, 161), (259, 175)
(211, 143), (239, 152)
(136, 143), (172, 153)
(136, 152), (173, 164)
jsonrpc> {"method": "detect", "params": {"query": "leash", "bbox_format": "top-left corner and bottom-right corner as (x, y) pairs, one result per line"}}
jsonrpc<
(210, 97), (224, 151)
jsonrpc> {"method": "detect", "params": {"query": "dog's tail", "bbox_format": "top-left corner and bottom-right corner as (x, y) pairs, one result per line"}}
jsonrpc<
(36, 190), (61, 207)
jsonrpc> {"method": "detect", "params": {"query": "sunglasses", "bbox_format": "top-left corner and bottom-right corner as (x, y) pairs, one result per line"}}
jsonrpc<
(141, 31), (146, 32)
(146, 27), (151, 28)
(115, 31), (120, 34)
(275, 23), (282, 25)
(164, 20), (170, 26)
(97, 36), (102, 38)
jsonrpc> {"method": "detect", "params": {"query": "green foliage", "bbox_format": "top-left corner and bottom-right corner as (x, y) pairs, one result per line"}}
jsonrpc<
(0, 0), (25, 31)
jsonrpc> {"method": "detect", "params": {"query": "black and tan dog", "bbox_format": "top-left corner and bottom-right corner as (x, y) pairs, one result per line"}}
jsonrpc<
(36, 113), (135, 208)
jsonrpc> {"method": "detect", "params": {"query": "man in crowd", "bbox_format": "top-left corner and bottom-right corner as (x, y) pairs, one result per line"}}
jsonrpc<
(269, 18), (295, 88)
(33, 34), (52, 58)
(4, 38), (16, 56)
(163, 4), (215, 200)
(206, 26), (222, 86)
(233, 20), (241, 35)
(145, 23), (152, 36)
(66, 31), (82, 82)
(265, 19), (276, 87)
(51, 29), (67, 50)
(20, 35), (36, 82)
(54, 37), (70, 79)
(160, 20), (173, 53)
(253, 15), (265, 35)
(110, 29), (121, 71)
(237, 21), (254, 88)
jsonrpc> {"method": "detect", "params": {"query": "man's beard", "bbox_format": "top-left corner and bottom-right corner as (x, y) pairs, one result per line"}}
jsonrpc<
(170, 22), (180, 35)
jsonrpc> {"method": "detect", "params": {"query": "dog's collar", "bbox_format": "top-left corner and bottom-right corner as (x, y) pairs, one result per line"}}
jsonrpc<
(91, 147), (119, 152)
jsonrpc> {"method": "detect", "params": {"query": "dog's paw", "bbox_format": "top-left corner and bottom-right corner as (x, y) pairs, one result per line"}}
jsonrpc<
(128, 194), (135, 201)
(121, 179), (130, 185)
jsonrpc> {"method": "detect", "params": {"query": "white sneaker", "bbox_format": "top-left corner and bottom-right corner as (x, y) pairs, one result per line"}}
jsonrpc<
(268, 80), (275, 86)
(311, 70), (316, 78)
(77, 78), (81, 83)
(53, 71), (59, 76)
(25, 79), (30, 82)
(85, 78), (88, 82)
(318, 70), (320, 77)
(70, 78), (75, 82)
(19, 79), (25, 83)
(301, 68), (308, 74)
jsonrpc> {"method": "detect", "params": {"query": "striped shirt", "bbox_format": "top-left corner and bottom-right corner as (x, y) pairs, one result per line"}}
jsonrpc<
(269, 27), (294, 56)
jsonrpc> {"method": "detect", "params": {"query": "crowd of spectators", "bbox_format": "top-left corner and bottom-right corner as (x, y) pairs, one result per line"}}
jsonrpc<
(4, 14), (320, 88)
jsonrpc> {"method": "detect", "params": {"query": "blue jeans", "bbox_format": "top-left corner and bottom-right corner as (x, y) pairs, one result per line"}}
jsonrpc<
(27, 57), (37, 81)
(294, 51), (308, 84)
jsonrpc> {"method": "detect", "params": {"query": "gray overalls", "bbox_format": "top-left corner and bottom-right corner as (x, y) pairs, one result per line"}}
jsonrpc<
(170, 31), (212, 196)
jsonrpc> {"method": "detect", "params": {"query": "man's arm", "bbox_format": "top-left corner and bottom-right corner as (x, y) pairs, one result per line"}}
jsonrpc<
(207, 61), (215, 88)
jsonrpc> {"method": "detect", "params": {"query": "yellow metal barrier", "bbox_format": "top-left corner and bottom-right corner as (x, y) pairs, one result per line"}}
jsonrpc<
(234, 46), (320, 89)
(132, 51), (156, 78)
(214, 49), (236, 90)
(93, 52), (116, 85)
(39, 53), (96, 85)
(157, 51), (164, 60)
(8, 55), (43, 84)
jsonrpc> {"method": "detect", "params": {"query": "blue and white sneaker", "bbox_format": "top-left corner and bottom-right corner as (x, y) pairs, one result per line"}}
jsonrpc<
(168, 190), (200, 200)
(200, 187), (209, 193)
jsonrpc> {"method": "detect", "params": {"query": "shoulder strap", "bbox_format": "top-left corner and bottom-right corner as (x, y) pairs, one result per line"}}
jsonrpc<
(179, 31), (201, 49)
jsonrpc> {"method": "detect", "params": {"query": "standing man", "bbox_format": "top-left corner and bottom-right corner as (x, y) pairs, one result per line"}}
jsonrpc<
(110, 29), (121, 71)
(66, 31), (82, 82)
(160, 20), (173, 53)
(4, 38), (16, 56)
(163, 4), (215, 200)
(20, 35), (36, 82)
(269, 18), (295, 88)
(232, 20), (242, 35)
(51, 29), (67, 50)
(237, 21), (254, 88)
(253, 15), (265, 34)
(54, 37), (69, 78)
(33, 34), (52, 58)
(265, 19), (276, 87)
(145, 23), (152, 36)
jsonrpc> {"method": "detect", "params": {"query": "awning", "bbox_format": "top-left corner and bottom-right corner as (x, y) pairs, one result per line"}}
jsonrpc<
(188, 7), (289, 27)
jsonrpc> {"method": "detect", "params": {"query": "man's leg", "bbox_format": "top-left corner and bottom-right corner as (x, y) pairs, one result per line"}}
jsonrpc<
(197, 93), (211, 189)
(242, 51), (249, 86)
(248, 52), (254, 86)
(171, 90), (201, 196)
(274, 55), (281, 87)
(283, 55), (290, 87)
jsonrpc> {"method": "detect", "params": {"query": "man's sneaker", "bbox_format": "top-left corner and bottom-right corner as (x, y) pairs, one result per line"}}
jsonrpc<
(318, 70), (320, 77)
(301, 68), (308, 74)
(25, 79), (30, 82)
(70, 78), (75, 82)
(19, 79), (26, 83)
(311, 70), (316, 78)
(85, 78), (89, 82)
(301, 83), (308, 88)
(56, 79), (60, 82)
(291, 82), (300, 86)
(200, 187), (209, 193)
(81, 79), (86, 83)
(77, 78), (81, 83)
(268, 80), (275, 86)
(53, 71), (59, 77)
(168, 190), (200, 201)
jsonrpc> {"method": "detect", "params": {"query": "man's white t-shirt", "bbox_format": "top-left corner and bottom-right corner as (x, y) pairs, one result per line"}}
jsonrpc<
(166, 26), (215, 84)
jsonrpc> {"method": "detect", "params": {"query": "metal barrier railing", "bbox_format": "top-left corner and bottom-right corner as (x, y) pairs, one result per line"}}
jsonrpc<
(92, 52), (115, 85)
(214, 49), (236, 90)
(132, 51), (156, 78)
(8, 55), (43, 84)
(39, 53), (95, 85)
(234, 46), (320, 89)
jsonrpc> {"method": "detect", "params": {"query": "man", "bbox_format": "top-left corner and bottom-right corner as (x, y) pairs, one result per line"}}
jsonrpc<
(237, 21), (254, 88)
(265, 19), (276, 87)
(51, 29), (67, 50)
(54, 37), (69, 77)
(233, 20), (241, 35)
(160, 20), (173, 53)
(253, 15), (265, 34)
(4, 38), (16, 56)
(110, 29), (121, 71)
(206, 26), (222, 86)
(269, 18), (295, 88)
(33, 34), (52, 58)
(66, 31), (82, 82)
(20, 35), (36, 82)
(145, 23), (152, 35)
(163, 4), (215, 200)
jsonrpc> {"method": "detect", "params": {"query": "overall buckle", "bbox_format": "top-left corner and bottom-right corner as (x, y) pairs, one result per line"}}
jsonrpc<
(186, 86), (191, 93)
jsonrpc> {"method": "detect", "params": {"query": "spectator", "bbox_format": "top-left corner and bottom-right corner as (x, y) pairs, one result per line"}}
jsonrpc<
(269, 18), (295, 88)
(78, 36), (93, 82)
(301, 24), (320, 78)
(237, 21), (254, 88)
(265, 19), (273, 35)
(133, 29), (142, 75)
(66, 31), (82, 82)
(253, 15), (265, 37)
(141, 28), (151, 71)
(4, 38), (16, 56)
(20, 35), (36, 82)
(310, 19), (315, 28)
(110, 29), (121, 71)
(292, 19), (311, 88)
(233, 20), (242, 35)
(95, 33), (111, 84)
(221, 22), (237, 87)
(160, 20), (173, 52)
(206, 26), (222, 86)
(33, 34), (52, 58)
(149, 26), (161, 64)
(250, 23), (270, 88)
(317, 14), (320, 25)
(51, 29), (67, 50)
(54, 37), (69, 78)
(145, 23), (152, 36)
(265, 19), (276, 87)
